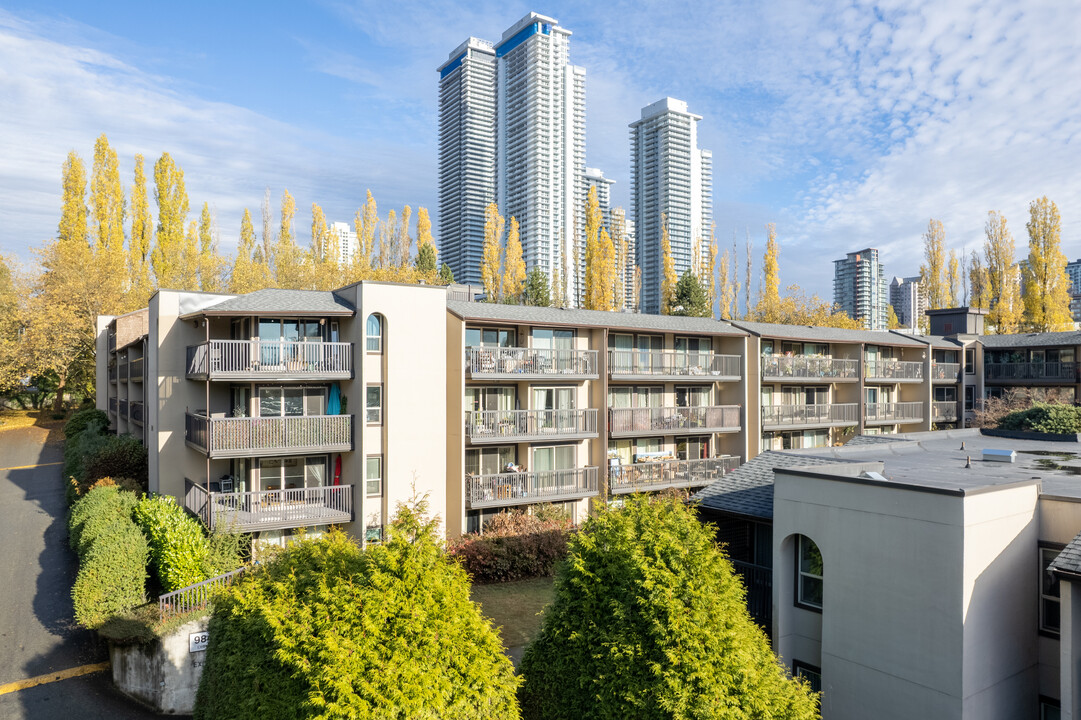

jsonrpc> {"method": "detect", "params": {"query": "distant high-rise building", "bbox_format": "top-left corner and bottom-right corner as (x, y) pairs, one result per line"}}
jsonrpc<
(437, 37), (497, 286)
(584, 167), (614, 222)
(889, 275), (925, 331)
(1066, 258), (1081, 322)
(833, 248), (889, 330)
(631, 98), (712, 315)
(438, 14), (585, 299)
(331, 222), (358, 267)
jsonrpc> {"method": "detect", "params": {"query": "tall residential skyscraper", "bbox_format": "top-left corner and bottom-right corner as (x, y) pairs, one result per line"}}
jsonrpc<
(584, 167), (615, 221)
(889, 275), (925, 331)
(437, 37), (497, 286)
(331, 222), (358, 267)
(631, 98), (712, 315)
(1065, 258), (1081, 322)
(834, 248), (889, 330)
(438, 14), (585, 299)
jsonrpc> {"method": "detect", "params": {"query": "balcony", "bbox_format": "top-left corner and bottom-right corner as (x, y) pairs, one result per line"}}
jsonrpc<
(761, 355), (858, 383)
(609, 456), (741, 494)
(608, 405), (742, 438)
(185, 479), (353, 533)
(932, 401), (959, 423)
(732, 560), (772, 632)
(109, 365), (117, 384)
(109, 396), (117, 415)
(865, 360), (923, 383)
(185, 413), (353, 459)
(608, 350), (740, 382)
(129, 401), (144, 426)
(984, 362), (1078, 382)
(931, 362), (960, 383)
(119, 361), (129, 382)
(130, 356), (144, 383)
(466, 347), (598, 380)
(186, 340), (353, 381)
(465, 467), (599, 509)
(761, 403), (859, 430)
(119, 399), (128, 420)
(864, 402), (924, 426)
(465, 409), (598, 444)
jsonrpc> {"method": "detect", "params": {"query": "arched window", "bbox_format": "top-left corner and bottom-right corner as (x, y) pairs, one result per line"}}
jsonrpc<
(797, 535), (823, 610)
(366, 314), (383, 353)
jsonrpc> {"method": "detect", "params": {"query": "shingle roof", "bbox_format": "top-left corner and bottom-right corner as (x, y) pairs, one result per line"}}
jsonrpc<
(447, 300), (747, 336)
(1050, 532), (1081, 578)
(844, 434), (918, 447)
(980, 331), (1081, 349)
(691, 451), (864, 518)
(924, 335), (966, 349)
(183, 289), (355, 317)
(729, 320), (928, 346)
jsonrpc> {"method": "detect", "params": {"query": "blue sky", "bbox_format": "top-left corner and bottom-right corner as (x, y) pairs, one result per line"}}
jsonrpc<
(2, 0), (1080, 299)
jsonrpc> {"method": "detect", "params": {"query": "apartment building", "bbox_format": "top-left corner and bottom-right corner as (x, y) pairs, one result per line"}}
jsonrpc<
(889, 275), (924, 331)
(833, 248), (889, 330)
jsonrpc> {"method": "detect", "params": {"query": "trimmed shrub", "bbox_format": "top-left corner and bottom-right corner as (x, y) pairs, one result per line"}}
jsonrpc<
(64, 407), (109, 440)
(72, 519), (149, 628)
(999, 402), (1081, 434)
(518, 494), (819, 720)
(83, 434), (148, 491)
(448, 508), (571, 584)
(133, 494), (212, 592)
(63, 421), (111, 503)
(194, 500), (520, 720)
(68, 484), (138, 557)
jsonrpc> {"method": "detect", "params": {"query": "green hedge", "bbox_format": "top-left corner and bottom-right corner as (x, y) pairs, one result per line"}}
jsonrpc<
(83, 434), (148, 491)
(999, 403), (1081, 434)
(133, 494), (214, 592)
(68, 484), (138, 558)
(63, 422), (111, 503)
(448, 509), (571, 583)
(64, 407), (110, 440)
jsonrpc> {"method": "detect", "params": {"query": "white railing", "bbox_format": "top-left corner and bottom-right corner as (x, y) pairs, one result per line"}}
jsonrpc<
(608, 350), (740, 378)
(608, 405), (741, 436)
(466, 347), (597, 377)
(465, 409), (598, 442)
(864, 402), (924, 423)
(931, 362), (960, 382)
(466, 467), (599, 508)
(865, 360), (923, 381)
(609, 456), (741, 494)
(761, 355), (859, 380)
(186, 339), (353, 377)
(185, 413), (352, 456)
(158, 566), (249, 620)
(761, 403), (859, 427)
(932, 401), (959, 422)
(185, 478), (353, 533)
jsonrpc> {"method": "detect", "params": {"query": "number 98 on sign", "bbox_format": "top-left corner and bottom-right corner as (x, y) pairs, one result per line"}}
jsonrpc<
(189, 632), (210, 653)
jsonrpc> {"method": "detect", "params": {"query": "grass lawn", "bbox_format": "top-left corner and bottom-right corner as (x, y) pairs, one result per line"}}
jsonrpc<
(0, 408), (68, 441)
(471, 576), (556, 649)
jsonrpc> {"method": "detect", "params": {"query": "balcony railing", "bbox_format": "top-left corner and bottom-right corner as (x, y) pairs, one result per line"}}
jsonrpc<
(119, 361), (129, 382)
(108, 365), (117, 384)
(865, 359), (923, 382)
(931, 362), (960, 382)
(466, 347), (598, 379)
(185, 478), (353, 533)
(932, 401), (959, 422)
(130, 356), (144, 382)
(108, 396), (117, 414)
(465, 409), (598, 443)
(466, 467), (599, 509)
(984, 362), (1078, 382)
(608, 405), (742, 437)
(608, 350), (740, 381)
(761, 355), (858, 381)
(185, 413), (353, 458)
(609, 456), (741, 494)
(864, 401), (924, 425)
(129, 401), (144, 426)
(186, 340), (353, 380)
(732, 560), (772, 632)
(761, 403), (859, 429)
(119, 399), (128, 419)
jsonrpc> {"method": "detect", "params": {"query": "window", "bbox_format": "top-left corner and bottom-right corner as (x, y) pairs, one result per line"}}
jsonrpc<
(965, 386), (974, 411)
(1041, 546), (1062, 636)
(466, 446), (517, 476)
(676, 436), (709, 460)
(366, 314), (383, 353)
(964, 348), (975, 374)
(934, 386), (957, 402)
(792, 661), (822, 694)
(366, 385), (382, 424)
(365, 456), (382, 496)
(465, 326), (516, 347)
(1041, 698), (1061, 720)
(797, 535), (823, 610)
(258, 457), (325, 492)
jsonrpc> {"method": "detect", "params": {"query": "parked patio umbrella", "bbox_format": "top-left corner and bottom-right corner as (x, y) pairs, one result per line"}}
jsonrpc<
(327, 382), (341, 415)
(334, 454), (342, 486)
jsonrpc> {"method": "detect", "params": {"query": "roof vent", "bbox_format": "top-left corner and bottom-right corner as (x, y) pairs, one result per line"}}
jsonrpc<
(983, 449), (1016, 463)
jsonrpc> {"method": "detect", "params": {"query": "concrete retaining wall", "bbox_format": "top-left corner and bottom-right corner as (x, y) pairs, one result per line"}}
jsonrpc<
(109, 617), (208, 715)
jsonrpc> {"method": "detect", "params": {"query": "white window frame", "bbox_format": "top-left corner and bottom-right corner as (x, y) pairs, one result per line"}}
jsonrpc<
(366, 314), (383, 353)
(366, 384), (382, 424)
(365, 456), (382, 496)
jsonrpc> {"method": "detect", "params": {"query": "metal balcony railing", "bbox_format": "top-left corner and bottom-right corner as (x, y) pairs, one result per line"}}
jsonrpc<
(186, 340), (353, 380)
(108, 396), (117, 414)
(118, 399), (128, 419)
(932, 401), (959, 422)
(865, 360), (923, 382)
(984, 362), (1077, 381)
(931, 362), (960, 382)
(609, 456), (741, 494)
(108, 365), (117, 383)
(608, 350), (740, 380)
(129, 401), (144, 425)
(466, 347), (598, 379)
(129, 356), (144, 382)
(761, 403), (859, 428)
(465, 467), (599, 509)
(185, 478), (353, 533)
(608, 405), (742, 437)
(184, 413), (353, 458)
(732, 560), (773, 632)
(464, 409), (598, 443)
(760, 355), (858, 381)
(864, 401), (924, 425)
(118, 361), (129, 382)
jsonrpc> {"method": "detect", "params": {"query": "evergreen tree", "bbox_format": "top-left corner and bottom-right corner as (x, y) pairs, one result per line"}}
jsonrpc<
(480, 203), (504, 303)
(984, 211), (1024, 334)
(502, 217), (526, 303)
(150, 152), (189, 288)
(672, 269), (711, 317)
(438, 262), (455, 285)
(523, 267), (551, 307)
(660, 214), (677, 314)
(1023, 196), (1072, 332)
(919, 219), (949, 309)
(519, 495), (818, 720)
(415, 242), (437, 273)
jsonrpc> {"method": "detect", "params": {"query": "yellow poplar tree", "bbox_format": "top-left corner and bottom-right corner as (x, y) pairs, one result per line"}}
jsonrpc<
(718, 247), (732, 319)
(397, 205), (413, 267)
(230, 209), (264, 293)
(502, 217), (526, 303)
(706, 223), (718, 315)
(273, 189), (308, 288)
(755, 223), (781, 322)
(595, 227), (616, 311)
(416, 207), (435, 252)
(377, 210), (395, 269)
(969, 250), (990, 310)
(984, 211), (1024, 334)
(610, 208), (627, 311)
(919, 219), (949, 309)
(58, 151), (88, 247)
(198, 202), (225, 292)
(1023, 196), (1072, 332)
(89, 134), (127, 304)
(151, 152), (189, 288)
(582, 186), (601, 309)
(480, 203), (505, 302)
(129, 154), (153, 303)
(660, 214), (677, 314)
(359, 190), (378, 267)
(947, 249), (961, 307)
(179, 220), (199, 290)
